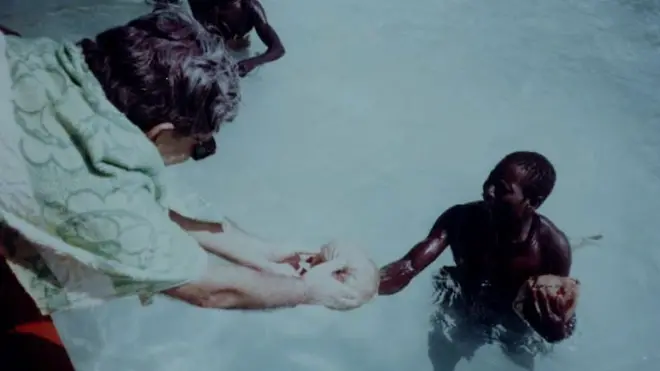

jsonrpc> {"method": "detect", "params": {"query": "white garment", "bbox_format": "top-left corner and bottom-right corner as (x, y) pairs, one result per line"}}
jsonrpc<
(316, 242), (379, 308)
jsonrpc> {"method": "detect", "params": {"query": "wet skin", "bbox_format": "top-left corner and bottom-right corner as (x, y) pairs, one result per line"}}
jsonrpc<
(379, 163), (573, 341)
(190, 0), (285, 76)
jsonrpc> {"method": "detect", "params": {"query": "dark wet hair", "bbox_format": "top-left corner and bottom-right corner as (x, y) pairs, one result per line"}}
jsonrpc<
(79, 6), (241, 136)
(492, 151), (557, 208)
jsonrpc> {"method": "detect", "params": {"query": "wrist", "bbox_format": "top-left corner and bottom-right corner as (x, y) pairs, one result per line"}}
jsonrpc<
(298, 276), (315, 305)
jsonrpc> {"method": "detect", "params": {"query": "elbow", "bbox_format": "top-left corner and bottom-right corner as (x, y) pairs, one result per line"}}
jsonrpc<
(271, 44), (285, 60)
(198, 298), (237, 310)
(195, 290), (280, 310)
(196, 290), (249, 310)
(165, 285), (246, 310)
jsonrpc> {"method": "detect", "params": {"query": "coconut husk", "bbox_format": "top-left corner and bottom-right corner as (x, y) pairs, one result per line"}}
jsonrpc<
(512, 275), (580, 342)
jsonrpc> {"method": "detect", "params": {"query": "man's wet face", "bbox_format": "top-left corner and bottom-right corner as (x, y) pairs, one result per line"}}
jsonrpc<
(482, 164), (528, 218)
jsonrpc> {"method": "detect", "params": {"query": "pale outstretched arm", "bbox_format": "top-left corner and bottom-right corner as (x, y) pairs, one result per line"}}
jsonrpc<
(169, 210), (305, 275)
(165, 254), (308, 310)
(167, 211), (367, 310)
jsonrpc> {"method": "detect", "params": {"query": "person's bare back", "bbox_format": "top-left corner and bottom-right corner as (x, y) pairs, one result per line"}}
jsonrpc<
(188, 0), (285, 76)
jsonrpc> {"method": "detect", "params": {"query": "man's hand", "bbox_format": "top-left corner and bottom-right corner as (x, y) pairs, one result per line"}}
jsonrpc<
(237, 59), (258, 77)
(531, 286), (564, 326)
(514, 275), (580, 342)
(378, 263), (412, 295)
(529, 275), (579, 323)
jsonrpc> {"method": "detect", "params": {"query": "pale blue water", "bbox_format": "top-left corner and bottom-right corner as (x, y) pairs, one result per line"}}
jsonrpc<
(2, 0), (660, 370)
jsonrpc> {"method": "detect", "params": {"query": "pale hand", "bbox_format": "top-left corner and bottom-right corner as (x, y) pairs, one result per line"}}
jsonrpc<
(250, 258), (301, 277)
(196, 219), (302, 277)
(302, 258), (362, 310)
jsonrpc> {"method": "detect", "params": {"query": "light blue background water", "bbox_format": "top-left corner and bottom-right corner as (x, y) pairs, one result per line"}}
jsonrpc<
(2, 0), (660, 369)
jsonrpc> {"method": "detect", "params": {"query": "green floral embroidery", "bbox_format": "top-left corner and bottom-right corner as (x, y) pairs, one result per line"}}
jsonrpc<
(1, 37), (206, 314)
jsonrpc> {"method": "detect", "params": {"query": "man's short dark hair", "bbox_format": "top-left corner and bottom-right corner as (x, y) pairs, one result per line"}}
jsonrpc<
(494, 151), (557, 207)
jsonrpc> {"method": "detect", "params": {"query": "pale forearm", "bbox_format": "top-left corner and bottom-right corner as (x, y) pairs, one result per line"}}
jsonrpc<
(170, 211), (292, 264)
(190, 223), (275, 266)
(169, 210), (223, 233)
(170, 211), (309, 277)
(170, 210), (257, 258)
(166, 256), (308, 310)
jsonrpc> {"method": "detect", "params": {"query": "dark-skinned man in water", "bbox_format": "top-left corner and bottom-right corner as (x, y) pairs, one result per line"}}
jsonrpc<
(379, 151), (578, 371)
(187, 0), (286, 77)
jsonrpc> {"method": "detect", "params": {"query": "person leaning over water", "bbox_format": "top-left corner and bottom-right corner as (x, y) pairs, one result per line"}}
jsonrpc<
(0, 24), (78, 371)
(0, 6), (372, 324)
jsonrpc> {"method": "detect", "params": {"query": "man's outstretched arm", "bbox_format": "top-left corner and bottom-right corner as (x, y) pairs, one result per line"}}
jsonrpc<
(248, 0), (285, 60)
(378, 206), (458, 295)
(236, 0), (285, 75)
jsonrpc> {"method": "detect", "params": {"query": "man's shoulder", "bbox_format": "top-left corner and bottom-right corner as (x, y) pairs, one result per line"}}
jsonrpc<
(242, 0), (267, 19)
(536, 214), (571, 255)
(429, 201), (483, 233)
(445, 201), (486, 219)
(537, 214), (567, 240)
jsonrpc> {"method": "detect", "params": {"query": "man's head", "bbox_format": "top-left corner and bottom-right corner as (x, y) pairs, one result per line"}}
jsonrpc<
(482, 151), (556, 217)
(80, 7), (240, 165)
